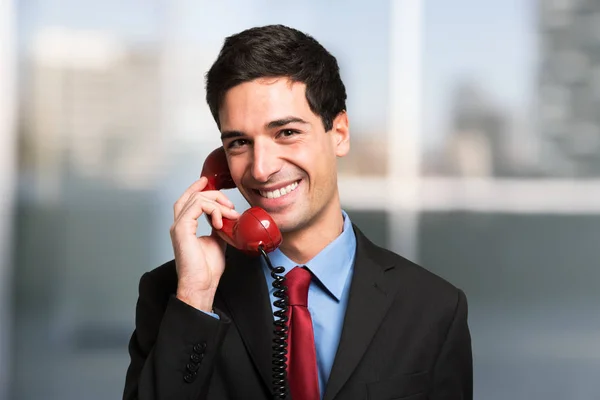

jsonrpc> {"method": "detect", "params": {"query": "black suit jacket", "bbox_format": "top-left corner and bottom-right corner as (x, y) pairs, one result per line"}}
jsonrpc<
(123, 225), (472, 400)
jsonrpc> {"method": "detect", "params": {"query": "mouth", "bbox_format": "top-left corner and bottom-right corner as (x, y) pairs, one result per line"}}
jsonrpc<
(253, 180), (300, 199)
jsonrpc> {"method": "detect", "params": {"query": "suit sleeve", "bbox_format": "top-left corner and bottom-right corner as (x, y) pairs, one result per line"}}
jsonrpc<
(123, 272), (231, 400)
(430, 289), (473, 400)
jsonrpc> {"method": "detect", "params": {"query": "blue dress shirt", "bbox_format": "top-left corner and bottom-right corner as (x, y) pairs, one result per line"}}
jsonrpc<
(260, 210), (357, 399)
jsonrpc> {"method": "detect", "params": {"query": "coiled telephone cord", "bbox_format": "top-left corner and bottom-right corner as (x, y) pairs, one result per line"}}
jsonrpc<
(259, 246), (289, 399)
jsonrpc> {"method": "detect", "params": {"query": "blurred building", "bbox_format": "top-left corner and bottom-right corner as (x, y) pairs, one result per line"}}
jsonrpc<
(20, 27), (163, 199)
(12, 28), (169, 400)
(338, 135), (388, 176)
(538, 0), (600, 177)
(437, 81), (515, 177)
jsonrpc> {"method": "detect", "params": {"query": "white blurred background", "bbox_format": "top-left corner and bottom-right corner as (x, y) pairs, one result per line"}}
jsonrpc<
(2, 0), (600, 398)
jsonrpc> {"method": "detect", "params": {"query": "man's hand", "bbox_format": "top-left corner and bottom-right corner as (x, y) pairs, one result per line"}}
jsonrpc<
(170, 177), (240, 312)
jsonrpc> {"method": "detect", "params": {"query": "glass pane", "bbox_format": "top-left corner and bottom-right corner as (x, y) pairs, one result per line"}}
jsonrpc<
(344, 210), (389, 248)
(422, 0), (600, 178)
(419, 212), (600, 399)
(14, 1), (164, 399)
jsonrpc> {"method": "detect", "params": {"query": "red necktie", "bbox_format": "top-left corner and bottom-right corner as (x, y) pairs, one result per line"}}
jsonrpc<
(285, 266), (320, 400)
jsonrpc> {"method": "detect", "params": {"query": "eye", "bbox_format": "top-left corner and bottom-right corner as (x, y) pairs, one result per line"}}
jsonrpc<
(278, 129), (299, 138)
(227, 139), (249, 149)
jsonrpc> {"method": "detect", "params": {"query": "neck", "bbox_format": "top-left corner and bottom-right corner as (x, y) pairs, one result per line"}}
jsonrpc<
(279, 194), (344, 265)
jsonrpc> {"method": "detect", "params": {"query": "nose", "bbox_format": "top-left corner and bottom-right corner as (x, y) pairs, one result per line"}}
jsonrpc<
(251, 140), (282, 183)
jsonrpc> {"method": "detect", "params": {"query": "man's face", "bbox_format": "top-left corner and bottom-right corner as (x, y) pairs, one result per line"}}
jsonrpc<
(219, 77), (349, 233)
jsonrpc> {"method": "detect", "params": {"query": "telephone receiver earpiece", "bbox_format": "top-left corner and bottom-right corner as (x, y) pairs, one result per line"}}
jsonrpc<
(201, 147), (282, 255)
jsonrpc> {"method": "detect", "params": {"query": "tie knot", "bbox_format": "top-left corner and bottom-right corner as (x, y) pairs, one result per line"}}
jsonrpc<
(286, 266), (311, 307)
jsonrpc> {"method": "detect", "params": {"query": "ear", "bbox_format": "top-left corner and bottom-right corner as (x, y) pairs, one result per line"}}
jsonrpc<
(330, 111), (350, 157)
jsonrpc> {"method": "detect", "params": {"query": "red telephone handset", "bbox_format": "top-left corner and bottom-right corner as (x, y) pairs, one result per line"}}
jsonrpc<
(201, 147), (282, 255)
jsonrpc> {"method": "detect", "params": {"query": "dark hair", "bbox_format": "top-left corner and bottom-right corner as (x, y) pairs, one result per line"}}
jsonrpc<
(205, 24), (347, 131)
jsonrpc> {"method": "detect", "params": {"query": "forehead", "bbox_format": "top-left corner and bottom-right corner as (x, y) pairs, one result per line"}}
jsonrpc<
(218, 78), (315, 130)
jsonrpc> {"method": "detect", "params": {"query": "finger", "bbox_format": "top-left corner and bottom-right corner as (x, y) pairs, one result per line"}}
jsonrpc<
(174, 177), (208, 218)
(211, 191), (235, 209)
(172, 198), (218, 237)
(174, 180), (237, 220)
(187, 187), (235, 209)
(185, 192), (239, 219)
(176, 196), (215, 226)
(201, 199), (240, 222)
(176, 196), (239, 229)
(210, 207), (223, 230)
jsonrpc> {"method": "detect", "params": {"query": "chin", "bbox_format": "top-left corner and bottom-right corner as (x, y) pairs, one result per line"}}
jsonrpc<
(272, 211), (313, 234)
(270, 216), (297, 234)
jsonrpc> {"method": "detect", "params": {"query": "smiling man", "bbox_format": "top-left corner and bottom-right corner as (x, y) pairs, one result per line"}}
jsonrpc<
(123, 25), (472, 400)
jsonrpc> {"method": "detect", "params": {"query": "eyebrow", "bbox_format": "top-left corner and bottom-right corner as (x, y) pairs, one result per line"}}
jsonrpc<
(220, 116), (309, 141)
(266, 116), (309, 129)
(220, 131), (245, 141)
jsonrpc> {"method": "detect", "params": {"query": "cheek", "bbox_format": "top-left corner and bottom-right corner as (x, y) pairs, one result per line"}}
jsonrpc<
(305, 152), (337, 193)
(316, 141), (338, 174)
(283, 138), (337, 188)
(227, 157), (248, 187)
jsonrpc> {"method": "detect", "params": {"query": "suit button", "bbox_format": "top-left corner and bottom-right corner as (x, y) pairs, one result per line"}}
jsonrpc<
(183, 372), (196, 383)
(187, 362), (200, 372)
(190, 352), (204, 364)
(193, 342), (207, 353)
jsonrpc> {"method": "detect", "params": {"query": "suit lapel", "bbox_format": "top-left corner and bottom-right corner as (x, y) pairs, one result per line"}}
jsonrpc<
(217, 246), (275, 396)
(323, 225), (400, 400)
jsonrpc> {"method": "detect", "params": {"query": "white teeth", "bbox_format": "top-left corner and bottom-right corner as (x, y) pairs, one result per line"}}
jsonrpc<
(259, 181), (299, 199)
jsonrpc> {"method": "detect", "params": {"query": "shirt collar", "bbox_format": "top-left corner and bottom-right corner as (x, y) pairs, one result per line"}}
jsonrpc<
(263, 210), (356, 301)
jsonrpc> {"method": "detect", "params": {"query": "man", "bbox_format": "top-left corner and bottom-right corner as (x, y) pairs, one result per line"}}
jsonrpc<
(123, 25), (472, 400)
